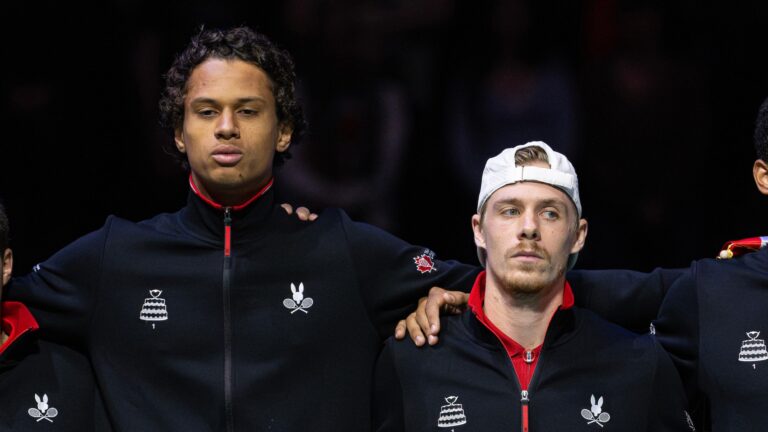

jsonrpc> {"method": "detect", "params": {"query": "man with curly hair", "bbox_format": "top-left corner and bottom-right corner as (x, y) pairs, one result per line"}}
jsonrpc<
(4, 27), (477, 431)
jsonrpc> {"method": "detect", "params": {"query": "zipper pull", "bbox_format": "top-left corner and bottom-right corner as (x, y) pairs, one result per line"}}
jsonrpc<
(524, 350), (534, 364)
(224, 207), (232, 257)
(521, 390), (530, 432)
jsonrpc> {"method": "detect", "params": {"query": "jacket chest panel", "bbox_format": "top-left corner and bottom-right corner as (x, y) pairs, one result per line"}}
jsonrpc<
(0, 344), (96, 431)
(699, 274), (768, 402)
(93, 249), (224, 357)
(401, 372), (654, 431)
(228, 245), (375, 354)
(90, 236), (379, 377)
(394, 323), (659, 431)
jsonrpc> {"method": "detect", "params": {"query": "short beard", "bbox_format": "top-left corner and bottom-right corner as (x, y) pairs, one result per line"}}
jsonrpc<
(494, 261), (566, 306)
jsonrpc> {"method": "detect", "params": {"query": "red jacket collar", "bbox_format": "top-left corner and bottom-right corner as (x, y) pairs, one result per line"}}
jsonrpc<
(467, 271), (574, 356)
(0, 301), (39, 355)
(188, 174), (274, 211)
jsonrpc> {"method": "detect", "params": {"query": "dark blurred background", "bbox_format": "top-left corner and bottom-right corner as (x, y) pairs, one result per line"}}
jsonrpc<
(1, 0), (768, 273)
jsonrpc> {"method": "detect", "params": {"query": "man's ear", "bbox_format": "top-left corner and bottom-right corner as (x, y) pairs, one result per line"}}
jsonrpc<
(570, 219), (588, 254)
(174, 129), (187, 154)
(276, 123), (293, 153)
(2, 248), (13, 286)
(753, 159), (768, 195)
(472, 214), (485, 249)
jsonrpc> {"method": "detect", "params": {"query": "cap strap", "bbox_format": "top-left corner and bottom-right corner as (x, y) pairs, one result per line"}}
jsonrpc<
(508, 166), (576, 189)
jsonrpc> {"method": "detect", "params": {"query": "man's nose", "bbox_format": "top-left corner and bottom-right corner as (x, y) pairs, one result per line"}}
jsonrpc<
(518, 212), (540, 240)
(215, 110), (240, 140)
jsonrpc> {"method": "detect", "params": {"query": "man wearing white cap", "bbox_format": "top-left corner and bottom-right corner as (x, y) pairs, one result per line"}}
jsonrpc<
(373, 142), (691, 431)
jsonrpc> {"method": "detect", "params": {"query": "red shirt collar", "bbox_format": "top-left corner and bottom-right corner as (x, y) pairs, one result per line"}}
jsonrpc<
(188, 174), (274, 211)
(0, 301), (40, 355)
(467, 271), (574, 356)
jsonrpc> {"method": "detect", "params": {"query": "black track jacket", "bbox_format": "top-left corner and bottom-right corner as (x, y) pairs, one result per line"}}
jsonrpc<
(5, 184), (479, 431)
(568, 246), (768, 431)
(374, 275), (692, 431)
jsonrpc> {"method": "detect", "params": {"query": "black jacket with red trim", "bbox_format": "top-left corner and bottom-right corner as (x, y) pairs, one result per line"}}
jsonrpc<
(0, 302), (104, 431)
(373, 275), (692, 432)
(651, 247), (768, 431)
(5, 185), (479, 432)
(567, 246), (768, 431)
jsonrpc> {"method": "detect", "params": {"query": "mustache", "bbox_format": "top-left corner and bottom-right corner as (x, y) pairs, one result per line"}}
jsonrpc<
(509, 244), (549, 260)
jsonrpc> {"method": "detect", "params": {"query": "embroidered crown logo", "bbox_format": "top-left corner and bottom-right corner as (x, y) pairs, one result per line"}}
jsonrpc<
(139, 289), (169, 329)
(437, 395), (467, 431)
(738, 330), (768, 369)
(283, 283), (313, 314)
(28, 394), (58, 423)
(414, 249), (437, 274)
(581, 395), (610, 427)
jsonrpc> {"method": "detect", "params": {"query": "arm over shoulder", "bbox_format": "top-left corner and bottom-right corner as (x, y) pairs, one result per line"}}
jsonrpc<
(567, 267), (688, 333)
(4, 217), (113, 343)
(339, 210), (480, 337)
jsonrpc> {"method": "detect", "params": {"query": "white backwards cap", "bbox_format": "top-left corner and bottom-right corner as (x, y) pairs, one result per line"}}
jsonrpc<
(476, 141), (582, 268)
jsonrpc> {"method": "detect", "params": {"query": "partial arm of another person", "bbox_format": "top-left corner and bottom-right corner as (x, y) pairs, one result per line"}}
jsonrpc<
(3, 221), (110, 344)
(397, 267), (688, 345)
(339, 210), (479, 339)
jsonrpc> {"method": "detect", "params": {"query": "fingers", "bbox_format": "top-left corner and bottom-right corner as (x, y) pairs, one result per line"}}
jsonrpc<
(296, 206), (318, 221)
(406, 310), (427, 346)
(415, 297), (439, 345)
(442, 291), (469, 315)
(424, 287), (448, 341)
(394, 319), (407, 340)
(280, 204), (318, 221)
(400, 289), (470, 347)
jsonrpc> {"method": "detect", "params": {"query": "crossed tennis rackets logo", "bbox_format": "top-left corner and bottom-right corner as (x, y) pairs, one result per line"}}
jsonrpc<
(28, 393), (58, 423)
(283, 282), (314, 314)
(581, 394), (610, 427)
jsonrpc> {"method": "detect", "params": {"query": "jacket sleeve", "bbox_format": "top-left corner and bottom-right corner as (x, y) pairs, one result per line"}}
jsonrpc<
(652, 266), (700, 407)
(646, 338), (695, 431)
(339, 210), (480, 338)
(3, 218), (110, 344)
(566, 267), (688, 333)
(372, 340), (405, 432)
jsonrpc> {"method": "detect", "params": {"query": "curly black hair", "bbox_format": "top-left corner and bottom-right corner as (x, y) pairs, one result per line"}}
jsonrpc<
(755, 97), (768, 163)
(0, 202), (9, 252)
(159, 26), (307, 168)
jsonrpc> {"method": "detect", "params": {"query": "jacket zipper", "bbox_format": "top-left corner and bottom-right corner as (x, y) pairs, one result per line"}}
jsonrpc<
(522, 348), (545, 432)
(504, 351), (532, 432)
(223, 207), (234, 432)
(521, 350), (534, 431)
(521, 389), (530, 432)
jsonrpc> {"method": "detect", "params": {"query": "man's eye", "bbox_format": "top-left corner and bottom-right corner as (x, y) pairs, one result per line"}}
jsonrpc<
(239, 108), (259, 116)
(542, 210), (559, 220)
(502, 208), (519, 216)
(198, 109), (217, 117)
